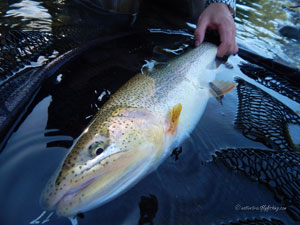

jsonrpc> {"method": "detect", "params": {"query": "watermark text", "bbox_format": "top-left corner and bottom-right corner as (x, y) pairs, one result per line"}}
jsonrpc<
(235, 204), (286, 212)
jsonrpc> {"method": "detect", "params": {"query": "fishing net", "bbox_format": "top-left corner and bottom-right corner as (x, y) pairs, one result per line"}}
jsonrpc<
(213, 148), (300, 221)
(0, 28), (53, 83)
(239, 63), (300, 104)
(234, 78), (300, 152)
(0, 24), (122, 83)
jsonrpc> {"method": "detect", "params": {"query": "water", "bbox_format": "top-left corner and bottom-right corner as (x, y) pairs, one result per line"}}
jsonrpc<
(0, 0), (300, 225)
(235, 0), (300, 68)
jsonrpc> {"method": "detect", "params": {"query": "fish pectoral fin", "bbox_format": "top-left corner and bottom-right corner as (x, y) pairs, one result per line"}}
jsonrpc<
(168, 104), (182, 134)
(209, 80), (237, 105)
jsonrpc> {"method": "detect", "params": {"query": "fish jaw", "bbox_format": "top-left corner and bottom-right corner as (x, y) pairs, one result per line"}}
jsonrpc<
(40, 108), (168, 217)
(56, 143), (161, 216)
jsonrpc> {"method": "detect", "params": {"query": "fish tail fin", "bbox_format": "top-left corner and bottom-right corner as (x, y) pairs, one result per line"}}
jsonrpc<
(209, 80), (237, 104)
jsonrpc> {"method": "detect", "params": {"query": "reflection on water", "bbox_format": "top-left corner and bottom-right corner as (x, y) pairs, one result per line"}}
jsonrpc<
(138, 195), (158, 225)
(236, 0), (300, 68)
(0, 96), (70, 225)
(4, 0), (52, 31)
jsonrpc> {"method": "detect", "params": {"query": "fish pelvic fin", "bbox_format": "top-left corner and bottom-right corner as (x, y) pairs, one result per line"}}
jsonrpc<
(209, 80), (237, 104)
(168, 104), (182, 135)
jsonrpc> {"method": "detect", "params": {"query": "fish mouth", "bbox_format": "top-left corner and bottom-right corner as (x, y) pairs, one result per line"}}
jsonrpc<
(46, 176), (98, 212)
(62, 178), (95, 202)
(50, 151), (127, 211)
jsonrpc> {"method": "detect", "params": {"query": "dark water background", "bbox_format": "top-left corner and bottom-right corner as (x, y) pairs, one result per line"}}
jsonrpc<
(0, 0), (300, 225)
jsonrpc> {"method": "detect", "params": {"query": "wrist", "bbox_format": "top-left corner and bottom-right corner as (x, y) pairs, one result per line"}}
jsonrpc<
(206, 0), (236, 17)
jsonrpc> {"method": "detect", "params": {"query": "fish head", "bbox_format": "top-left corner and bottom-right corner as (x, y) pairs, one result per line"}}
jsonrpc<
(40, 108), (166, 217)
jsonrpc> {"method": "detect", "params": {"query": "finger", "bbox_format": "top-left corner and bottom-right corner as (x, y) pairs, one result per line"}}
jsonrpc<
(230, 25), (238, 55)
(219, 41), (237, 57)
(228, 30), (238, 55)
(217, 29), (232, 57)
(221, 41), (238, 56)
(194, 18), (208, 46)
(229, 41), (236, 55)
(217, 23), (235, 57)
(233, 42), (239, 54)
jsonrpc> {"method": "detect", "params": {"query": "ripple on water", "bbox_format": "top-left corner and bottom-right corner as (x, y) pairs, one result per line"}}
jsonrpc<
(0, 95), (73, 225)
(236, 0), (300, 68)
(4, 0), (52, 31)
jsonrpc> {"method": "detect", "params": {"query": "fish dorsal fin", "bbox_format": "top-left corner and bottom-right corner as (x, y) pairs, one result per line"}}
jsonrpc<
(168, 104), (182, 134)
(209, 80), (237, 104)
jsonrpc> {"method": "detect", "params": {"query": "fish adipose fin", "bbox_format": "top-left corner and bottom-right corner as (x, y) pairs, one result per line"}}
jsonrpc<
(168, 104), (182, 134)
(209, 80), (237, 104)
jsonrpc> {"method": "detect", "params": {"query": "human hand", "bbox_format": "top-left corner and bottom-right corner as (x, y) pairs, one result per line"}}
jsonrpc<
(194, 3), (238, 57)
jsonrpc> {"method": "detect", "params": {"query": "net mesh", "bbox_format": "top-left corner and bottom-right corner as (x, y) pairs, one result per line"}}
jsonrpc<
(234, 78), (300, 152)
(0, 28), (53, 83)
(239, 63), (300, 104)
(0, 25), (115, 84)
(213, 148), (300, 221)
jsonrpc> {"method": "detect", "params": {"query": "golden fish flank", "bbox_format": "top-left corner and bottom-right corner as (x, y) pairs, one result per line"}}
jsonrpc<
(40, 42), (236, 217)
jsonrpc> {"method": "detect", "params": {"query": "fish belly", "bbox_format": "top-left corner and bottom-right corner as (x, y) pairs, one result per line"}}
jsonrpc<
(160, 76), (212, 149)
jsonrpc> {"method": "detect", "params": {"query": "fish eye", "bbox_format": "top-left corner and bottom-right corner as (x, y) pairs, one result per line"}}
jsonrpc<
(96, 148), (104, 155)
(88, 141), (106, 157)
